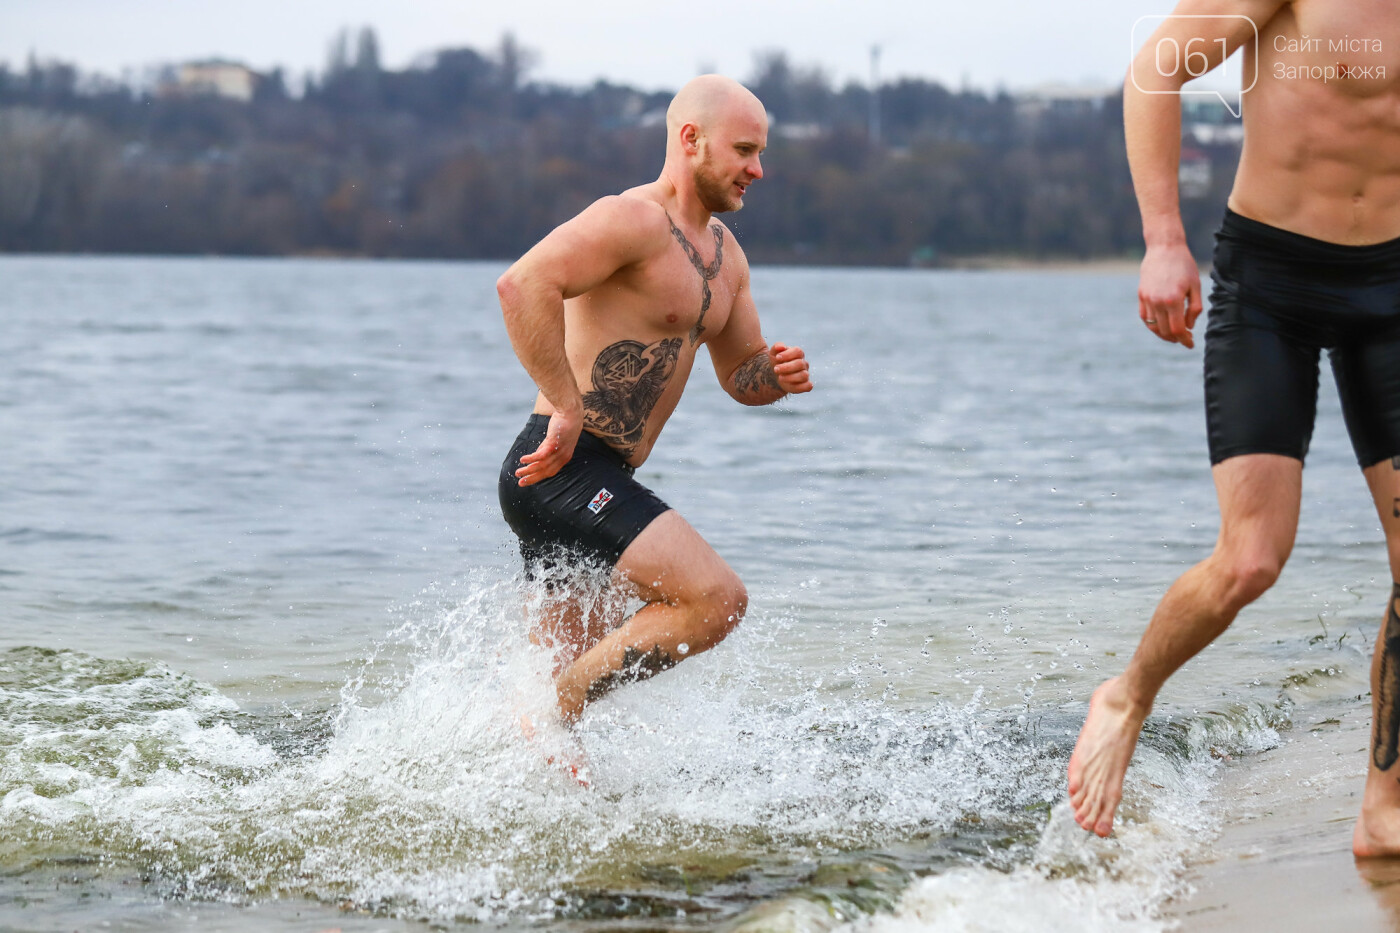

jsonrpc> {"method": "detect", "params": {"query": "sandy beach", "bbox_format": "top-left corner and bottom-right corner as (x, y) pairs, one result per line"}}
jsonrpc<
(1169, 699), (1400, 931)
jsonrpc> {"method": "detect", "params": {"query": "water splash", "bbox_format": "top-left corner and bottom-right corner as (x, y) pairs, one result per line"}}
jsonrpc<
(0, 572), (1288, 928)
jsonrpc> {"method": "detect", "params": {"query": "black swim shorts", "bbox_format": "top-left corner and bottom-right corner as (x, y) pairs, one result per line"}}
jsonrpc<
(498, 414), (671, 576)
(1204, 208), (1400, 467)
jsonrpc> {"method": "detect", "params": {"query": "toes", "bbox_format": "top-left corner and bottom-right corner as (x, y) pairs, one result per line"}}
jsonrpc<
(1090, 796), (1120, 837)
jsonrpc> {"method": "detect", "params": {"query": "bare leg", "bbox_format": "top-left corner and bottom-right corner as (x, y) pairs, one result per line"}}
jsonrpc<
(553, 510), (747, 723)
(517, 574), (624, 785)
(1069, 454), (1302, 836)
(1353, 458), (1400, 857)
(527, 575), (622, 676)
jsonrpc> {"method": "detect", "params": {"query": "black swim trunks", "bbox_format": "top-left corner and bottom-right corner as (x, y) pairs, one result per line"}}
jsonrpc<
(1204, 208), (1400, 467)
(499, 414), (671, 577)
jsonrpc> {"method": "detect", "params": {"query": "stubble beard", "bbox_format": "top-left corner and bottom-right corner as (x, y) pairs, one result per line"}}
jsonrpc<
(693, 152), (742, 214)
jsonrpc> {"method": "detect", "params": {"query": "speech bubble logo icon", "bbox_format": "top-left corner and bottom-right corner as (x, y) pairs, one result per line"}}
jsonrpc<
(1130, 15), (1259, 118)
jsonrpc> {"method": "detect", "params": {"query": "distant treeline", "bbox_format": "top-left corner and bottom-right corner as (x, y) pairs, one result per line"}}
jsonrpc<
(0, 33), (1240, 265)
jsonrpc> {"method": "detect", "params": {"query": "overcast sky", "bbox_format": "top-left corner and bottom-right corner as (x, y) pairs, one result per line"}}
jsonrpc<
(2, 1), (1227, 94)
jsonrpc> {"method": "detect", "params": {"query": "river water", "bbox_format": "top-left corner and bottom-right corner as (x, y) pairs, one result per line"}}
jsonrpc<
(0, 255), (1382, 931)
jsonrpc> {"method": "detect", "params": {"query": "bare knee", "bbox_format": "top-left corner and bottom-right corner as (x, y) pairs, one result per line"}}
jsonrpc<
(687, 573), (747, 644)
(711, 573), (747, 635)
(1214, 551), (1283, 608)
(725, 578), (749, 631)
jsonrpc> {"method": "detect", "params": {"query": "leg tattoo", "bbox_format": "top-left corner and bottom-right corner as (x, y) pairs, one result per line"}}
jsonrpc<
(1374, 584), (1400, 771)
(1393, 457), (1400, 516)
(584, 645), (678, 703)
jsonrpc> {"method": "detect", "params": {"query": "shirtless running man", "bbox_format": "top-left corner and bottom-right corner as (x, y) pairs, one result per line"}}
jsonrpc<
(1069, 1), (1400, 853)
(496, 75), (812, 726)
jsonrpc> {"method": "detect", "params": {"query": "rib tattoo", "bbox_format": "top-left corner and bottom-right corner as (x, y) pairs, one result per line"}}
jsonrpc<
(582, 337), (682, 457)
(732, 349), (782, 401)
(666, 212), (724, 345)
(1374, 583), (1400, 771)
(584, 645), (678, 702)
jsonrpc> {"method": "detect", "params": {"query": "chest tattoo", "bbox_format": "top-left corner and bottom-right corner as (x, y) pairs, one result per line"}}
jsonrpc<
(666, 212), (724, 345)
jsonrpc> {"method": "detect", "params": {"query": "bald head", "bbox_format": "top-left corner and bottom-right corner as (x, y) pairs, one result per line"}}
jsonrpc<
(665, 75), (766, 157)
(662, 74), (767, 214)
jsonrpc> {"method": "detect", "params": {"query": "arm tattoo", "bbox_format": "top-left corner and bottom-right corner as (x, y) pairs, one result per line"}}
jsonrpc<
(582, 337), (682, 457)
(584, 645), (677, 702)
(732, 350), (783, 403)
(666, 212), (724, 346)
(1374, 583), (1400, 771)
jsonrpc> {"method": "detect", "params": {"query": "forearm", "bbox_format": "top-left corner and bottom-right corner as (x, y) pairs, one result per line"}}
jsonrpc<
(728, 349), (785, 406)
(497, 268), (583, 413)
(1123, 72), (1187, 247)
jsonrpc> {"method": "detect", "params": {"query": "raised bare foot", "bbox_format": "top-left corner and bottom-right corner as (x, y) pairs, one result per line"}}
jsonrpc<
(518, 710), (591, 787)
(1067, 676), (1150, 837)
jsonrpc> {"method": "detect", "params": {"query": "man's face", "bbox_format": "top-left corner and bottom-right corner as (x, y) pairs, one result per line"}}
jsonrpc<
(692, 111), (767, 213)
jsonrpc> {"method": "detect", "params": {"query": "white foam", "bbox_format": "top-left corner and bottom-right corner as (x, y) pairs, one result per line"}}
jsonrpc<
(0, 581), (1287, 927)
(832, 705), (1283, 933)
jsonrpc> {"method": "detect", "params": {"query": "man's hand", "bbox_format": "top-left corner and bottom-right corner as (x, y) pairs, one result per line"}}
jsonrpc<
(515, 408), (584, 487)
(770, 343), (813, 394)
(1138, 242), (1203, 349)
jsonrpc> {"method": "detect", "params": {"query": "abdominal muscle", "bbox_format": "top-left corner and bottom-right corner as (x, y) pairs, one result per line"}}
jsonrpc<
(1230, 41), (1400, 244)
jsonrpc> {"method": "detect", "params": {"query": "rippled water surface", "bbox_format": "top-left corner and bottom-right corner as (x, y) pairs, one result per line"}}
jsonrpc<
(0, 255), (1384, 931)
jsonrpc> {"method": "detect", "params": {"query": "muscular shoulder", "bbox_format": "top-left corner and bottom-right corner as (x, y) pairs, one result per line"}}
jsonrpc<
(581, 192), (664, 226)
(551, 194), (671, 270)
(573, 194), (668, 241)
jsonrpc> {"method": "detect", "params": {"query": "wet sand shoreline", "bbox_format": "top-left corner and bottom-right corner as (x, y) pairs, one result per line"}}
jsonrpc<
(1168, 698), (1399, 931)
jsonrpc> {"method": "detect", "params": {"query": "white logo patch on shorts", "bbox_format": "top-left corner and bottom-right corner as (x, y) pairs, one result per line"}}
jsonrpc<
(587, 488), (614, 514)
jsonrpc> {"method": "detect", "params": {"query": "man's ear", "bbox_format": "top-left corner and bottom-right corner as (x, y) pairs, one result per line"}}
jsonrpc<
(679, 122), (700, 155)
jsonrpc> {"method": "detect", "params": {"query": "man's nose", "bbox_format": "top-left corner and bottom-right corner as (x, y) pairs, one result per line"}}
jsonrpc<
(749, 156), (763, 180)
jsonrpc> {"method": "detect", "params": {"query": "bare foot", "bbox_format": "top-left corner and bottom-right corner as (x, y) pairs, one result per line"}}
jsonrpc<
(518, 711), (592, 787)
(1067, 676), (1150, 837)
(1354, 802), (1400, 858)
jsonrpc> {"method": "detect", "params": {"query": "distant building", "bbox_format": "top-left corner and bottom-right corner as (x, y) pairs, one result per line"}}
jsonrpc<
(1186, 122), (1245, 145)
(158, 61), (258, 102)
(774, 121), (823, 141)
(1182, 96), (1244, 145)
(1014, 83), (1115, 118)
(1179, 146), (1213, 199)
